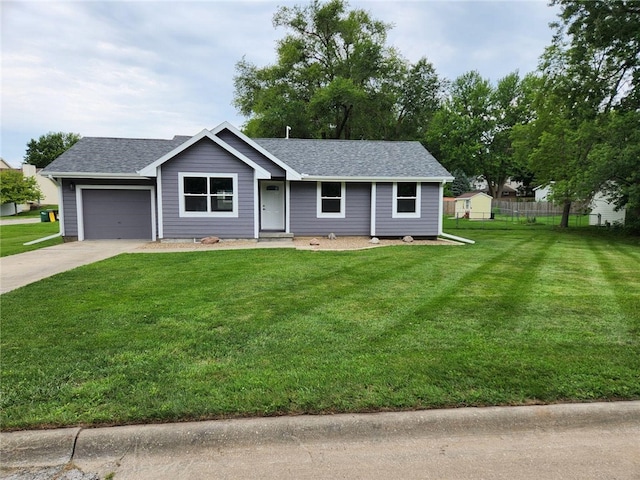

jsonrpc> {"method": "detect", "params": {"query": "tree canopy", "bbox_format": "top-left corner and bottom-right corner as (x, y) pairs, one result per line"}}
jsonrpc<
(233, 0), (443, 140)
(514, 0), (640, 228)
(425, 71), (536, 199)
(0, 169), (42, 213)
(24, 132), (81, 168)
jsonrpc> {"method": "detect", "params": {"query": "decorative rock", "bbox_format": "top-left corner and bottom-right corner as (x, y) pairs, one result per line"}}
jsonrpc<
(328, 232), (337, 240)
(200, 236), (220, 244)
(369, 237), (380, 244)
(402, 235), (414, 243)
(309, 238), (320, 246)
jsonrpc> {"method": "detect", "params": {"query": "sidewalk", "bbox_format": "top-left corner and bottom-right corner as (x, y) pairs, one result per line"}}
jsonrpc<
(0, 218), (41, 225)
(2, 401), (639, 479)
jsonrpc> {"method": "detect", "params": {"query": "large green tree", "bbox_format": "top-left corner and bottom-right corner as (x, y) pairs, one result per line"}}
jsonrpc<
(24, 132), (81, 168)
(425, 71), (535, 199)
(0, 169), (42, 214)
(556, 0), (640, 230)
(515, 0), (640, 228)
(233, 0), (443, 140)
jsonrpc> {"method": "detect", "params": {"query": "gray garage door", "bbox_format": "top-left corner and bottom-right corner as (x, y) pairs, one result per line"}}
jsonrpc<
(82, 189), (152, 240)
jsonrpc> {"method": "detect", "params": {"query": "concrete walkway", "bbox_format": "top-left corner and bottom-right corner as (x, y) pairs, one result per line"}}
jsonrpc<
(1, 401), (639, 479)
(0, 217), (41, 225)
(0, 240), (146, 294)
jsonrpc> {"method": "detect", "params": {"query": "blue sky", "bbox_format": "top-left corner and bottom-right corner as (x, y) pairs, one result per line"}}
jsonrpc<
(1, 0), (559, 166)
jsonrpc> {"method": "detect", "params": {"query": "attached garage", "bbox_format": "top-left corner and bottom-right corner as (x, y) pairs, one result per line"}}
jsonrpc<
(80, 188), (154, 240)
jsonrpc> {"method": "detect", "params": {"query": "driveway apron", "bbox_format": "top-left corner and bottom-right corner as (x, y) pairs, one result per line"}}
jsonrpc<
(0, 240), (146, 294)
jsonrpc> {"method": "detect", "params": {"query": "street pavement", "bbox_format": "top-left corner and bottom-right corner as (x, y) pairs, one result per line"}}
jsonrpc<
(2, 401), (639, 479)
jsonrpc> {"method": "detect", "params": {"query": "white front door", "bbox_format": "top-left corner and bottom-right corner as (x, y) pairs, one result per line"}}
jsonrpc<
(260, 181), (285, 230)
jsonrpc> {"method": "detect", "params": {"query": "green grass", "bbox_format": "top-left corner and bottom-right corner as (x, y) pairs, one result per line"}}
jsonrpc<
(0, 222), (63, 257)
(1, 229), (639, 430)
(443, 213), (592, 230)
(1, 205), (58, 218)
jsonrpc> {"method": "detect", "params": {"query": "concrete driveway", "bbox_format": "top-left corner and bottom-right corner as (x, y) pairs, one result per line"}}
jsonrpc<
(0, 240), (147, 294)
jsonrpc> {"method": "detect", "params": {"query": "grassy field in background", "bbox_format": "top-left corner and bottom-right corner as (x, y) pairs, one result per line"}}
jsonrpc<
(1, 228), (639, 430)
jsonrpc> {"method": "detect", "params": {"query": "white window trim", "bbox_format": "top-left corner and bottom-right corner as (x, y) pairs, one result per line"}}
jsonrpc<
(179, 172), (238, 218)
(392, 182), (421, 218)
(317, 181), (346, 218)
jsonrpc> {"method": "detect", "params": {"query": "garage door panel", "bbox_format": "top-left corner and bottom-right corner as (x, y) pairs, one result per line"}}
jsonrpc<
(82, 189), (152, 240)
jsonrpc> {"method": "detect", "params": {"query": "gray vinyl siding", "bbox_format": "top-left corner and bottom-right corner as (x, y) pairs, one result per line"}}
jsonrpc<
(161, 139), (256, 239)
(61, 179), (78, 237)
(216, 129), (287, 178)
(60, 178), (155, 238)
(290, 182), (370, 236)
(375, 183), (440, 237)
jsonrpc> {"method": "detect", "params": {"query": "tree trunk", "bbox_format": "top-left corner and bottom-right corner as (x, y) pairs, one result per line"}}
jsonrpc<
(559, 199), (572, 228)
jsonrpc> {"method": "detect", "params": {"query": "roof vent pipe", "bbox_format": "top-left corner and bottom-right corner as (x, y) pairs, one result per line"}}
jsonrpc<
(285, 126), (291, 139)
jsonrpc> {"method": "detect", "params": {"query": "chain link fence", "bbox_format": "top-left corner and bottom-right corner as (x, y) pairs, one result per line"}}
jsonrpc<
(444, 200), (600, 230)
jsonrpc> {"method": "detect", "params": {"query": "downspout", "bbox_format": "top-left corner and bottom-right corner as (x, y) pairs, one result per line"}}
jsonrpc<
(438, 180), (475, 244)
(439, 232), (475, 245)
(24, 176), (64, 245)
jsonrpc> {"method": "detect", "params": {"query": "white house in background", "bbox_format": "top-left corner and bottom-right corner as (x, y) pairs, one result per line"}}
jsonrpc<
(534, 182), (625, 226)
(533, 183), (553, 202)
(589, 191), (626, 226)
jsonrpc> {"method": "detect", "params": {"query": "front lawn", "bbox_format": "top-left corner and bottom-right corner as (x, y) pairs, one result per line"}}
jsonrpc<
(1, 229), (639, 430)
(0, 222), (63, 257)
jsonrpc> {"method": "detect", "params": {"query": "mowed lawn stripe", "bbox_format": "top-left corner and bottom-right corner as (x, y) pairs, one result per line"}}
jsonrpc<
(1, 230), (639, 430)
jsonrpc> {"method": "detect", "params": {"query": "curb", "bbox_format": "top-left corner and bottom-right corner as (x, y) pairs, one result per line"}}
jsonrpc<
(0, 427), (81, 468)
(2, 401), (639, 469)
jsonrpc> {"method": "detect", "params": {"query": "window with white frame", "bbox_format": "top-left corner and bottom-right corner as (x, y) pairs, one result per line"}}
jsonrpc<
(179, 173), (238, 217)
(393, 182), (421, 218)
(317, 181), (345, 218)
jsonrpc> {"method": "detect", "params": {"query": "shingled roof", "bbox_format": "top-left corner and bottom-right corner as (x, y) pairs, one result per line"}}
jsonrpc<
(43, 136), (189, 175)
(44, 132), (451, 180)
(253, 138), (450, 179)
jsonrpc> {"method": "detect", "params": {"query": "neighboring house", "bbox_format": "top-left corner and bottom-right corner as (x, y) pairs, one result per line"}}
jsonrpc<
(0, 164), (57, 215)
(42, 122), (453, 241)
(589, 191), (626, 226)
(22, 164), (59, 205)
(1, 162), (25, 215)
(479, 184), (517, 199)
(454, 191), (493, 220)
(535, 182), (625, 226)
(472, 177), (526, 198)
(533, 183), (553, 202)
(0, 159), (13, 170)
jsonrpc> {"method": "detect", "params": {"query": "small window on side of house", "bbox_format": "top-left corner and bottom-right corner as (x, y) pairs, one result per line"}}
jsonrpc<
(393, 182), (421, 218)
(317, 182), (345, 218)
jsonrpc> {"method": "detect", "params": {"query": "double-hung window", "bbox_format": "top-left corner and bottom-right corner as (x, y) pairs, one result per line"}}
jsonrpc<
(393, 182), (421, 218)
(317, 181), (345, 218)
(179, 173), (238, 217)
